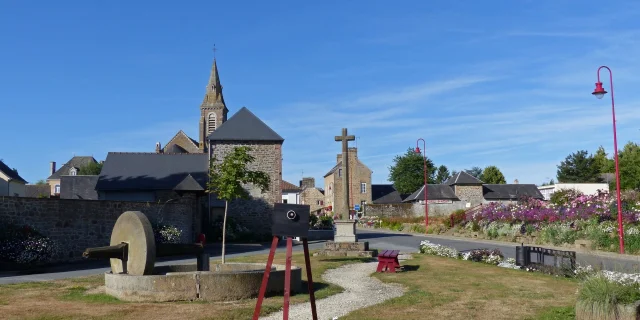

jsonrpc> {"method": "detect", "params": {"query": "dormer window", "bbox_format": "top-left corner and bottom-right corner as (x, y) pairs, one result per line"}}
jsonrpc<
(69, 167), (77, 176)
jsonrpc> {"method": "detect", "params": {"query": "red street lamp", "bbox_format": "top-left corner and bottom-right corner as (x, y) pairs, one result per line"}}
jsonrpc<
(415, 138), (428, 230)
(592, 65), (625, 254)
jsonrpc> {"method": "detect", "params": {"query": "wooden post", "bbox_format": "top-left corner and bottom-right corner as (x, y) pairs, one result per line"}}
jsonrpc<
(303, 238), (318, 320)
(252, 236), (279, 320)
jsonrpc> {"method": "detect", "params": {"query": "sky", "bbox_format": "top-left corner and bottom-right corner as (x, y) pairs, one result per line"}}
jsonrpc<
(2, 1), (640, 189)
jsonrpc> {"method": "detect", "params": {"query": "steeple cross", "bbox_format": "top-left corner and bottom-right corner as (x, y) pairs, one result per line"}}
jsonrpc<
(213, 44), (217, 58)
(335, 128), (355, 152)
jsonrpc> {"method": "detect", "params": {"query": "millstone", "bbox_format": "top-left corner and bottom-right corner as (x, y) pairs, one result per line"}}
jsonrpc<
(109, 211), (156, 275)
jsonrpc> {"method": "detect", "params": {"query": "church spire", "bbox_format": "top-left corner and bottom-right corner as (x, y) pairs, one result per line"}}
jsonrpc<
(202, 58), (225, 106)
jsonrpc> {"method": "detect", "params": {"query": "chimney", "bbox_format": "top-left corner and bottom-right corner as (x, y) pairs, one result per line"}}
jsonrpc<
(514, 179), (519, 184)
(50, 161), (56, 176)
(337, 154), (342, 163)
(155, 142), (162, 154)
(348, 147), (358, 158)
(300, 177), (315, 189)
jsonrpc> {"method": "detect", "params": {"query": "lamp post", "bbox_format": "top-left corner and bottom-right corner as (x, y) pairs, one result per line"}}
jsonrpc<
(592, 65), (625, 254)
(415, 138), (428, 230)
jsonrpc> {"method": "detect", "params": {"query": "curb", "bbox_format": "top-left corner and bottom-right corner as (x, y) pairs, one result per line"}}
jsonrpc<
(358, 227), (640, 263)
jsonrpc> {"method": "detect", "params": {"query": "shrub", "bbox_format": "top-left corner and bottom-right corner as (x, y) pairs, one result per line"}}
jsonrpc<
(462, 249), (504, 265)
(153, 224), (182, 244)
(316, 215), (334, 230)
(447, 209), (466, 227)
(0, 223), (56, 265)
(577, 274), (640, 312)
(419, 240), (460, 258)
(550, 188), (584, 207)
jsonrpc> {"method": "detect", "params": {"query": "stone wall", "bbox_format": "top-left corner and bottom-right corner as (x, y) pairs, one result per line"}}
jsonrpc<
(454, 185), (484, 205)
(0, 195), (197, 262)
(366, 201), (468, 218)
(210, 141), (282, 235)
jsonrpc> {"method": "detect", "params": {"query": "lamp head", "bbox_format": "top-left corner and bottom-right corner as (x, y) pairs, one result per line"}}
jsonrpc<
(415, 147), (421, 154)
(592, 82), (607, 99)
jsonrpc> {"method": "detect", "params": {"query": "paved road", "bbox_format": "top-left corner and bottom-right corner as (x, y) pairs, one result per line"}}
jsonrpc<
(2, 229), (640, 284)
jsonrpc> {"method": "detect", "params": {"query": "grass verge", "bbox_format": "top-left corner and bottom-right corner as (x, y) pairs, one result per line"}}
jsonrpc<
(0, 252), (370, 320)
(341, 254), (579, 320)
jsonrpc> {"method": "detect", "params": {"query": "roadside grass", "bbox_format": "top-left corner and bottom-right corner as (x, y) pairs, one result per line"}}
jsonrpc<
(341, 254), (578, 320)
(0, 252), (370, 320)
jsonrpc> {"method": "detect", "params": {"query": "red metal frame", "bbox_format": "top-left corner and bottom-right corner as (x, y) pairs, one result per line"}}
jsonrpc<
(416, 138), (428, 230)
(253, 236), (318, 320)
(594, 66), (625, 254)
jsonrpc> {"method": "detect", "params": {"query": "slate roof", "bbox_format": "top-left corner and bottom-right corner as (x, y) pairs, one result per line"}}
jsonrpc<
(403, 184), (460, 202)
(24, 185), (49, 198)
(323, 159), (371, 178)
(281, 180), (301, 193)
(95, 152), (209, 191)
(483, 184), (544, 200)
(372, 184), (409, 204)
(165, 144), (188, 154)
(47, 156), (97, 180)
(443, 171), (484, 185)
(60, 176), (99, 200)
(0, 160), (27, 184)
(207, 107), (284, 142)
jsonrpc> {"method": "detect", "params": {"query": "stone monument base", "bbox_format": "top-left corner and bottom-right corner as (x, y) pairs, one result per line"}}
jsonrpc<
(313, 241), (377, 258)
(334, 220), (357, 242)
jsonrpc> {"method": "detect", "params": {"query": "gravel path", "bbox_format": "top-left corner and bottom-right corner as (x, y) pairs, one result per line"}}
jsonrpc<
(260, 261), (405, 320)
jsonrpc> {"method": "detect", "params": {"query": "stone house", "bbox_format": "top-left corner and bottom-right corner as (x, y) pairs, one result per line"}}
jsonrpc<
(0, 160), (27, 197)
(401, 171), (544, 215)
(281, 180), (302, 204)
(323, 147), (372, 215)
(298, 177), (325, 214)
(46, 156), (98, 196)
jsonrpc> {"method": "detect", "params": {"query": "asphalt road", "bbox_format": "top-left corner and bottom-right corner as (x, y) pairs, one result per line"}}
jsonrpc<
(2, 229), (640, 284)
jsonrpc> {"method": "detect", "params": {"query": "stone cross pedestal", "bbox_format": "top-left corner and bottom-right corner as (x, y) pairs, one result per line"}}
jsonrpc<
(334, 220), (357, 242)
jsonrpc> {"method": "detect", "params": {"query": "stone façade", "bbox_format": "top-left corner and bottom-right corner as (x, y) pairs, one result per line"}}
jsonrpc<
(324, 147), (372, 216)
(301, 187), (325, 213)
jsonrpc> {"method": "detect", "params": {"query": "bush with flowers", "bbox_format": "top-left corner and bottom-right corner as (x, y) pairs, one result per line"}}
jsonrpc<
(454, 190), (640, 254)
(0, 223), (57, 265)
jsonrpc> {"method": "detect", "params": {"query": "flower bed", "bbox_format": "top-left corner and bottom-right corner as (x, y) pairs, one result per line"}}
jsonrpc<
(0, 223), (57, 267)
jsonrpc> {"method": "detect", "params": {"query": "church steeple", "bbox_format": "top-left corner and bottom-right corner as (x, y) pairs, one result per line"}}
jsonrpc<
(203, 58), (225, 106)
(199, 56), (229, 152)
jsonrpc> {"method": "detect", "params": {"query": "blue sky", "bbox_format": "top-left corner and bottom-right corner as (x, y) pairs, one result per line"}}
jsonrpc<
(2, 1), (640, 188)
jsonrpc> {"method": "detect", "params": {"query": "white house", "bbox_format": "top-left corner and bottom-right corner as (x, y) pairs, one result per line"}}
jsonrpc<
(0, 160), (27, 197)
(281, 180), (301, 204)
(537, 183), (610, 201)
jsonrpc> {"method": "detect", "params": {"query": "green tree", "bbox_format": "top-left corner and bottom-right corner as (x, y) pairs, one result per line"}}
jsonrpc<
(593, 146), (614, 174)
(36, 179), (47, 185)
(78, 161), (103, 175)
(435, 165), (450, 184)
(207, 146), (270, 263)
(618, 141), (640, 190)
(388, 148), (435, 194)
(465, 166), (483, 180)
(556, 150), (600, 183)
(481, 165), (506, 184)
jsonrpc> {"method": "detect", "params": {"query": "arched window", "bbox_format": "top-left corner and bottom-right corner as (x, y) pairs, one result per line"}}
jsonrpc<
(207, 113), (217, 134)
(69, 167), (77, 176)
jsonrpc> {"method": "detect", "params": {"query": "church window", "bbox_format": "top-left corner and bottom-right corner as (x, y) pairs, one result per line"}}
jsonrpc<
(207, 113), (217, 134)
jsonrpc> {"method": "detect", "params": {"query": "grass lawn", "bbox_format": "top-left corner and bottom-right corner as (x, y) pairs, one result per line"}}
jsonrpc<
(341, 254), (578, 320)
(0, 253), (370, 320)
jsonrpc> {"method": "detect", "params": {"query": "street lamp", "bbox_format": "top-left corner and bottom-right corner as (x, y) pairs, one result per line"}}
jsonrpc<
(592, 65), (625, 254)
(415, 138), (428, 230)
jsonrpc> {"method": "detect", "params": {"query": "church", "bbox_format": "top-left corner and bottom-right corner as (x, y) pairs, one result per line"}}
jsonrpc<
(96, 55), (284, 239)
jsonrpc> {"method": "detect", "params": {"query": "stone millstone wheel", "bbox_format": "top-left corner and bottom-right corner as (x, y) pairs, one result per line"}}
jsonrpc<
(109, 211), (156, 276)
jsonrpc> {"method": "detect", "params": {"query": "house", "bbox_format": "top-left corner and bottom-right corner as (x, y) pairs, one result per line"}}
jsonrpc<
(323, 147), (372, 215)
(403, 171), (544, 215)
(298, 177), (325, 214)
(537, 183), (610, 201)
(371, 184), (410, 204)
(46, 156), (98, 196)
(95, 152), (209, 202)
(281, 180), (302, 204)
(0, 160), (27, 197)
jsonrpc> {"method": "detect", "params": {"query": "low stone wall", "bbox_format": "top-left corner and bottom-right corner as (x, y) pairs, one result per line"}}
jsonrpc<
(0, 196), (197, 263)
(367, 202), (468, 218)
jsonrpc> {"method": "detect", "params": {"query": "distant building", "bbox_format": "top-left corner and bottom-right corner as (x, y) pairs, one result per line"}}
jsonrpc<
(372, 184), (410, 204)
(0, 160), (27, 197)
(46, 156), (98, 196)
(281, 180), (302, 204)
(537, 183), (610, 201)
(323, 147), (372, 215)
(298, 177), (325, 214)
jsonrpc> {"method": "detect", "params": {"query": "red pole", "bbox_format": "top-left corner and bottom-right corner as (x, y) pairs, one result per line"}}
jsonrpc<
(253, 236), (280, 320)
(417, 138), (428, 230)
(596, 66), (625, 254)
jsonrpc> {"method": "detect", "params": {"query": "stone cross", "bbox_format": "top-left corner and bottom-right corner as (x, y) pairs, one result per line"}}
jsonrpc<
(335, 128), (355, 219)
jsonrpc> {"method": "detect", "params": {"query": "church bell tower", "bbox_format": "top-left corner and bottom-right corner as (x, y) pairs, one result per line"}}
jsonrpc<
(199, 57), (228, 152)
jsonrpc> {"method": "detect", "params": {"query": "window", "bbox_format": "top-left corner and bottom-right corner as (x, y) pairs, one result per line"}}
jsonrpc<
(207, 113), (217, 134)
(283, 199), (288, 204)
(69, 167), (77, 176)
(317, 200), (324, 205)
(360, 182), (366, 193)
(338, 169), (342, 177)
(55, 185), (60, 194)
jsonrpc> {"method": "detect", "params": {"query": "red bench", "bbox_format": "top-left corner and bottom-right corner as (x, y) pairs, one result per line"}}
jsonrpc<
(376, 250), (400, 273)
